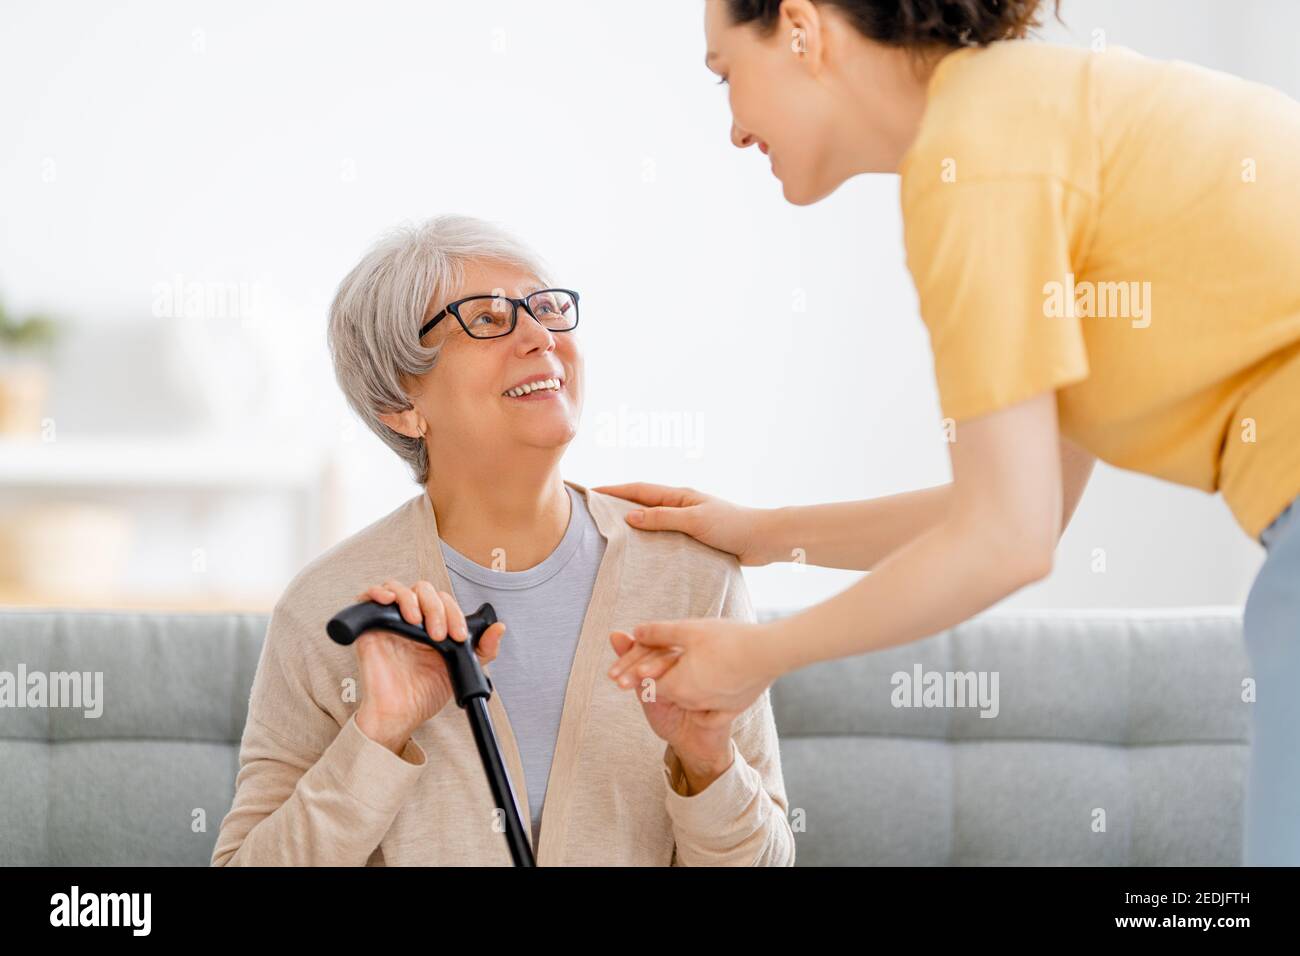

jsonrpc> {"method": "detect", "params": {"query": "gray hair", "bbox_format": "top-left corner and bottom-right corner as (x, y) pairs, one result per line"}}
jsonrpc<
(327, 214), (551, 485)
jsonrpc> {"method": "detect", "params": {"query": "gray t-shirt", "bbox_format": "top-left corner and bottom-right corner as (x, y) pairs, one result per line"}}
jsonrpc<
(439, 484), (604, 848)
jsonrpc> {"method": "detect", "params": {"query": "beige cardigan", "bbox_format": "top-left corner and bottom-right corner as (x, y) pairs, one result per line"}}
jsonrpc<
(211, 479), (794, 866)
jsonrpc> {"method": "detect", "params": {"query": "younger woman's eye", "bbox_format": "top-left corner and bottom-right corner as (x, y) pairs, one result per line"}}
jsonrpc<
(716, 75), (728, 86)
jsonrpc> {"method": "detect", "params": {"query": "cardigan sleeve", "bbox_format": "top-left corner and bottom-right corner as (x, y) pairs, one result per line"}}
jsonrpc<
(210, 601), (428, 866)
(662, 562), (796, 866)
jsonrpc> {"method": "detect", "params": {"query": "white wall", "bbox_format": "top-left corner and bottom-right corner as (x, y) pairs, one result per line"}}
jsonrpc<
(1, 0), (1287, 611)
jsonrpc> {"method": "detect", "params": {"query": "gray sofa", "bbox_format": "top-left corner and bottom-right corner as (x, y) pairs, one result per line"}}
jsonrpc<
(0, 606), (1251, 866)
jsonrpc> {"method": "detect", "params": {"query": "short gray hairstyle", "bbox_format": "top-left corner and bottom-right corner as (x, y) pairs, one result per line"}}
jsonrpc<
(328, 214), (551, 485)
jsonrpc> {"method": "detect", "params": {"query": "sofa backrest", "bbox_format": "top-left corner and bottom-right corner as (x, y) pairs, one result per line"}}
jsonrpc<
(1, 610), (265, 866)
(761, 607), (1251, 865)
(0, 607), (1250, 865)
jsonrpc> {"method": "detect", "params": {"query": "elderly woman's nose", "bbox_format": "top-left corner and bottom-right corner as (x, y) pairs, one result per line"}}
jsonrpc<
(515, 312), (557, 350)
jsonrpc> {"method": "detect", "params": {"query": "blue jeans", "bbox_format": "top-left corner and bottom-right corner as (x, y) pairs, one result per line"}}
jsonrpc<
(1242, 493), (1300, 865)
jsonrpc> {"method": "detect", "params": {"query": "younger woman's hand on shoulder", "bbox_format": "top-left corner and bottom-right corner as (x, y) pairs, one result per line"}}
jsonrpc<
(592, 482), (773, 566)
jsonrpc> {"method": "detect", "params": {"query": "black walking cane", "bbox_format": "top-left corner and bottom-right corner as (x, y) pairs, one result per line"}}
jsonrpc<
(326, 600), (535, 867)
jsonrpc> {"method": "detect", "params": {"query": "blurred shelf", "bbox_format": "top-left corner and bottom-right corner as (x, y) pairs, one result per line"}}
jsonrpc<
(0, 434), (344, 575)
(0, 435), (327, 489)
(0, 584), (275, 614)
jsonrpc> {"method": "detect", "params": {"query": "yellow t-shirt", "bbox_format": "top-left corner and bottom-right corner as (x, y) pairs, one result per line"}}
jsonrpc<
(899, 40), (1300, 539)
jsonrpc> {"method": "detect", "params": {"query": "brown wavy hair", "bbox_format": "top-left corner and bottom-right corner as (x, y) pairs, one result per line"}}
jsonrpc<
(724, 0), (1062, 47)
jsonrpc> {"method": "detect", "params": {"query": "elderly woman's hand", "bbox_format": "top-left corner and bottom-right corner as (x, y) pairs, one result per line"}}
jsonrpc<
(352, 581), (507, 755)
(609, 630), (742, 795)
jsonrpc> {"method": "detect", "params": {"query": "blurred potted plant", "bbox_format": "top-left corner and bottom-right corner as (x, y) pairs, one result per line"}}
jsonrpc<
(0, 296), (60, 437)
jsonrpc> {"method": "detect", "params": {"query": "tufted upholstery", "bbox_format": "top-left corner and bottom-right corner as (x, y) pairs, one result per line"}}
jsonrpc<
(762, 607), (1250, 865)
(0, 606), (1250, 865)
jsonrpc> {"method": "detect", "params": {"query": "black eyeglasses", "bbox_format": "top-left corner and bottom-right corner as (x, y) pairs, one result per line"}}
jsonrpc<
(420, 288), (580, 340)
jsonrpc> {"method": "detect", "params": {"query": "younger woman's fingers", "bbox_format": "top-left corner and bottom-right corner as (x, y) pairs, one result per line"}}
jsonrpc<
(591, 482), (688, 508)
(611, 642), (650, 677)
(609, 630), (635, 657)
(609, 641), (657, 679)
(618, 648), (681, 688)
(634, 648), (683, 681)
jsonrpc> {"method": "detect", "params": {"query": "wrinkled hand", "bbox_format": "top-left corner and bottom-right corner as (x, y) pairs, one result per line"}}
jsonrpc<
(609, 630), (739, 792)
(607, 616), (783, 715)
(352, 581), (506, 754)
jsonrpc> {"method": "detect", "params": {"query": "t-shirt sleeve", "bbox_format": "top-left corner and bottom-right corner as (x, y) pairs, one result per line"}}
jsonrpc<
(902, 175), (1092, 422)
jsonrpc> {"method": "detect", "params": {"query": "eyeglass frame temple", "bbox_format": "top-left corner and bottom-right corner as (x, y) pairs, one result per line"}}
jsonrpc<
(418, 289), (581, 340)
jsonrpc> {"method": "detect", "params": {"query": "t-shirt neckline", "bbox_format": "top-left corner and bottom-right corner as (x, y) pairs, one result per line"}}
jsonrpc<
(439, 484), (588, 589)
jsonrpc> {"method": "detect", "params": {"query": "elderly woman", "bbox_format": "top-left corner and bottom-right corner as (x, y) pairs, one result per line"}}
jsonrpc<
(211, 215), (793, 866)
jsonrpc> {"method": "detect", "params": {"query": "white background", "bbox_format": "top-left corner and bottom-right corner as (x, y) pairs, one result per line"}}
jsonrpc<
(2, 0), (1295, 611)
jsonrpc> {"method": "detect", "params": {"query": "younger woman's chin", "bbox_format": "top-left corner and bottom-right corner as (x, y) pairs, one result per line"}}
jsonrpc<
(782, 175), (845, 207)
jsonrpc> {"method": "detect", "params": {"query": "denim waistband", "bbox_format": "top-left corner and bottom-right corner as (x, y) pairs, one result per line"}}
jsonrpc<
(1260, 494), (1300, 550)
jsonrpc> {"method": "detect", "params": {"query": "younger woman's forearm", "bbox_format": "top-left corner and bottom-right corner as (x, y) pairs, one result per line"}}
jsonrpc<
(759, 484), (952, 571)
(762, 513), (1046, 673)
(755, 436), (1093, 573)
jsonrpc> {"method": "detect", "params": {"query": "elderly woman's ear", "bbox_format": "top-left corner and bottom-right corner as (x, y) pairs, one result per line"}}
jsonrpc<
(378, 406), (427, 441)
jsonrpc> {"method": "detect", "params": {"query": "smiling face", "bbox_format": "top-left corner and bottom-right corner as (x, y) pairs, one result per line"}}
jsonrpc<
(703, 0), (927, 203)
(397, 259), (583, 463)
